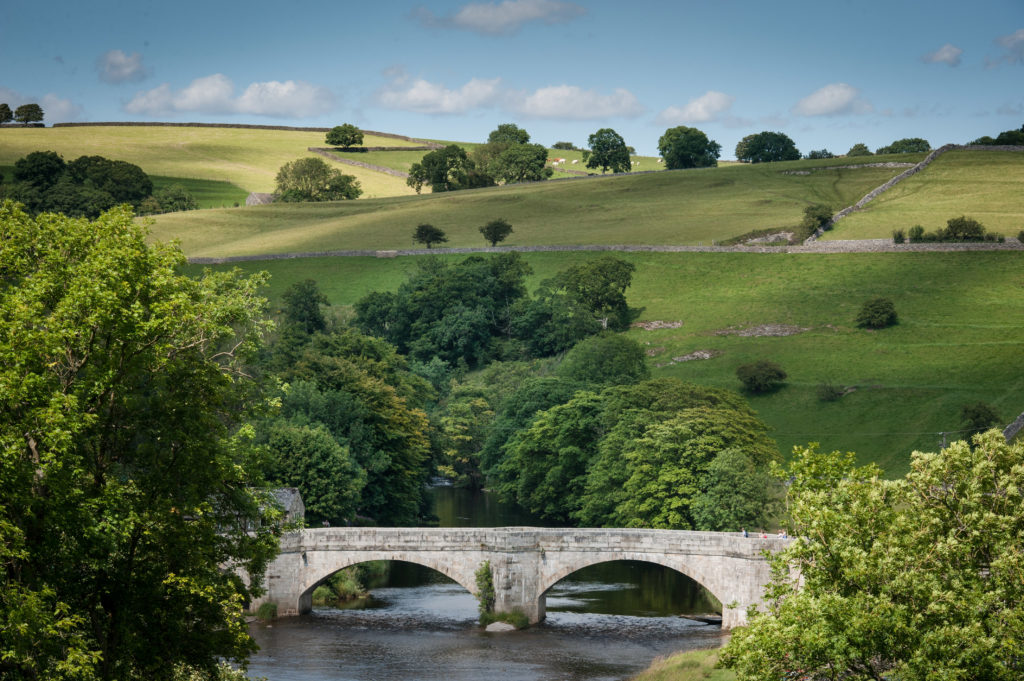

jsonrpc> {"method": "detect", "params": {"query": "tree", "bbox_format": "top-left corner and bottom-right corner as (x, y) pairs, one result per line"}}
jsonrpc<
(325, 123), (363, 147)
(960, 401), (1001, 437)
(945, 215), (986, 240)
(67, 156), (153, 206)
(0, 102), (12, 125)
(281, 278), (330, 334)
(489, 143), (552, 184)
(735, 131), (800, 163)
(275, 157), (361, 201)
(551, 256), (642, 330)
(657, 126), (721, 169)
(153, 184), (199, 213)
(856, 297), (898, 328)
(407, 145), (477, 193)
(804, 148), (834, 159)
(555, 333), (650, 385)
(801, 203), (833, 232)
(736, 360), (787, 393)
(551, 141), (578, 151)
(876, 137), (930, 154)
(846, 142), (873, 156)
(13, 102), (43, 125)
(0, 201), (278, 679)
(692, 448), (779, 531)
(584, 128), (631, 174)
(413, 223), (448, 248)
(479, 218), (513, 246)
(487, 123), (531, 145)
(13, 150), (66, 190)
(721, 435), (1024, 681)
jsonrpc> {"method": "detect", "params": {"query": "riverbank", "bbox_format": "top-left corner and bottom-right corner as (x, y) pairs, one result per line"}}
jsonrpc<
(630, 647), (734, 681)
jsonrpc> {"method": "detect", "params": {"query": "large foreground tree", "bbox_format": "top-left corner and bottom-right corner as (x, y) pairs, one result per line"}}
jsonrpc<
(0, 201), (279, 680)
(584, 128), (631, 174)
(721, 433), (1024, 680)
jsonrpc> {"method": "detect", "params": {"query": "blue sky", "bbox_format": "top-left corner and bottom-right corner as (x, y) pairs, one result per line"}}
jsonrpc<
(2, 0), (1022, 157)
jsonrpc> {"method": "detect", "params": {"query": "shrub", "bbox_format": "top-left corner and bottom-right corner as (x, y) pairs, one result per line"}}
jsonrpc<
(960, 402), (1002, 437)
(908, 225), (925, 242)
(945, 215), (986, 241)
(801, 203), (833, 232)
(856, 297), (898, 329)
(475, 561), (495, 617)
(817, 382), (844, 402)
(1017, 230), (1024, 242)
(479, 608), (530, 629)
(736, 360), (787, 393)
(255, 602), (277, 621)
(892, 229), (906, 244)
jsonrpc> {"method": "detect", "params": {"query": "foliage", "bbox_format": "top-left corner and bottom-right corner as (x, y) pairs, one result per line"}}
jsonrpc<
(0, 202), (278, 680)
(407, 144), (480, 193)
(959, 401), (1001, 437)
(310, 566), (366, 605)
(692, 448), (780, 531)
(13, 150), (66, 189)
(487, 123), (531, 145)
(281, 278), (330, 334)
(856, 296), (898, 329)
(551, 141), (579, 151)
(274, 157), (361, 202)
(555, 333), (650, 385)
(478, 608), (529, 629)
(325, 124), (363, 148)
(474, 561), (495, 616)
(479, 218), (513, 246)
(816, 381), (844, 402)
(892, 228), (906, 243)
(804, 148), (834, 159)
(846, 142), (873, 156)
(630, 648), (734, 681)
(489, 143), (552, 184)
(876, 137), (930, 154)
(801, 203), (833, 232)
(657, 126), (721, 170)
(735, 360), (787, 393)
(721, 434), (1024, 681)
(906, 215), (1001, 243)
(255, 602), (278, 622)
(413, 223), (448, 248)
(970, 125), (1024, 146)
(67, 155), (154, 205)
(734, 131), (800, 163)
(152, 184), (199, 213)
(0, 102), (12, 124)
(584, 128), (631, 174)
(546, 256), (641, 330)
(13, 103), (43, 124)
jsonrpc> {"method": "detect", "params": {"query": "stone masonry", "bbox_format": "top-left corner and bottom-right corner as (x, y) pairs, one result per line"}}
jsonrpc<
(249, 527), (789, 629)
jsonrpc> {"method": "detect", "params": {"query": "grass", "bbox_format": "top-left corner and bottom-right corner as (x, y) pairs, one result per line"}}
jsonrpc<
(629, 648), (734, 681)
(0, 126), (415, 197)
(825, 150), (1024, 239)
(154, 157), (907, 257)
(183, 249), (1024, 476)
(149, 175), (248, 209)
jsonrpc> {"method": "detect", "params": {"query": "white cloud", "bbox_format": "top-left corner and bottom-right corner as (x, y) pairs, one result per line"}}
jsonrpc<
(97, 49), (148, 83)
(922, 43), (963, 67)
(792, 83), (873, 117)
(124, 74), (334, 117)
(416, 0), (585, 34)
(514, 85), (643, 119)
(0, 87), (82, 122)
(655, 91), (734, 125)
(992, 28), (1024, 66)
(376, 75), (502, 114)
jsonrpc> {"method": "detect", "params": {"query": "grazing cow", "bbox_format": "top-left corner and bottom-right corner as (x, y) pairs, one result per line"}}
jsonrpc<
(571, 159), (578, 164)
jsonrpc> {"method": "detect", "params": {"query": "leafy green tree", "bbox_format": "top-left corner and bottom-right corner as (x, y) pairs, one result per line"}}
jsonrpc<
(0, 102), (12, 124)
(479, 218), (513, 246)
(487, 123), (531, 145)
(583, 128), (631, 174)
(413, 223), (448, 248)
(154, 184), (199, 213)
(692, 448), (778, 531)
(876, 137), (930, 154)
(801, 203), (833, 232)
(437, 392), (495, 488)
(657, 126), (721, 169)
(846, 142), (873, 156)
(550, 256), (641, 330)
(509, 286), (602, 357)
(555, 333), (649, 385)
(856, 297), (898, 329)
(41, 178), (116, 218)
(804, 148), (834, 159)
(734, 131), (800, 163)
(736, 360), (787, 393)
(944, 214), (986, 240)
(551, 141), (578, 151)
(721, 435), (1024, 681)
(13, 102), (43, 125)
(13, 150), (66, 189)
(275, 157), (361, 201)
(489, 143), (552, 184)
(325, 123), (363, 147)
(0, 201), (278, 680)
(960, 401), (1001, 437)
(281, 278), (330, 334)
(407, 145), (478, 193)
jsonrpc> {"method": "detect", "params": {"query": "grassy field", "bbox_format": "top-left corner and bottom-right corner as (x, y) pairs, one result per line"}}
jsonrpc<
(149, 175), (249, 209)
(183, 249), (1024, 476)
(629, 648), (733, 681)
(0, 126), (416, 198)
(825, 150), (1024, 239)
(155, 157), (908, 257)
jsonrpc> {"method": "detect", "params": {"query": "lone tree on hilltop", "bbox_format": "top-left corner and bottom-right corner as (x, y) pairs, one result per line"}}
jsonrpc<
(0, 103), (12, 125)
(735, 131), (800, 163)
(876, 137), (930, 154)
(657, 126), (721, 169)
(480, 218), (513, 246)
(846, 142), (873, 156)
(487, 123), (531, 145)
(275, 157), (361, 202)
(325, 123), (364, 148)
(413, 223), (448, 248)
(14, 102), (43, 125)
(584, 128), (631, 174)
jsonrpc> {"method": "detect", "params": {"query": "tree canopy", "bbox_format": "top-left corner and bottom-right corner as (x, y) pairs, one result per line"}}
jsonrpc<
(479, 218), (513, 246)
(584, 128), (631, 174)
(657, 126), (721, 169)
(325, 123), (363, 147)
(413, 223), (448, 248)
(407, 145), (487, 193)
(876, 137), (930, 154)
(487, 123), (531, 145)
(0, 201), (278, 679)
(0, 102), (12, 124)
(13, 102), (43, 124)
(721, 434), (1024, 680)
(275, 157), (361, 202)
(735, 131), (800, 163)
(846, 142), (873, 156)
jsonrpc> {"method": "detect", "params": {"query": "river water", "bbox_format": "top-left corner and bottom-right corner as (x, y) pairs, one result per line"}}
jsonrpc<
(246, 486), (725, 681)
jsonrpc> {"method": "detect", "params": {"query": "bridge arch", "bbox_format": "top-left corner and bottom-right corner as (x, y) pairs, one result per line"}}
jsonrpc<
(538, 552), (728, 612)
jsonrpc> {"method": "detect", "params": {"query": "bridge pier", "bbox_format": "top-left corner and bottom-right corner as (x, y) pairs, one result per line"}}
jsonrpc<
(490, 550), (546, 623)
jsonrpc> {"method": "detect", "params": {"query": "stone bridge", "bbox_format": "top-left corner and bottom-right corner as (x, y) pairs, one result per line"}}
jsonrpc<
(251, 527), (790, 628)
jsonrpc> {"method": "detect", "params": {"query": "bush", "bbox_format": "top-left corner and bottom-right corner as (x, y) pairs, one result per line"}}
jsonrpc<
(255, 602), (277, 621)
(908, 225), (925, 242)
(1017, 230), (1024, 242)
(475, 561), (495, 617)
(960, 402), (1002, 437)
(736, 360), (787, 393)
(817, 382), (845, 402)
(892, 229), (906, 244)
(856, 297), (898, 329)
(479, 608), (529, 629)
(801, 203), (833, 232)
(945, 215), (986, 241)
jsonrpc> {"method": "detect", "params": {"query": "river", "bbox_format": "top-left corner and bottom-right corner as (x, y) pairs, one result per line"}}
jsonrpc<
(246, 486), (725, 681)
